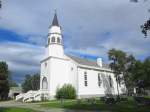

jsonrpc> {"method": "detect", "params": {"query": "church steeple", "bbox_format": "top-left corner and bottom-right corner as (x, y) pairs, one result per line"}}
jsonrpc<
(52, 12), (59, 26)
(46, 12), (64, 58)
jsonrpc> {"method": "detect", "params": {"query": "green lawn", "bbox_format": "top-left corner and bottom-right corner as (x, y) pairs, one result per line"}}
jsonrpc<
(41, 97), (150, 112)
(0, 107), (38, 112)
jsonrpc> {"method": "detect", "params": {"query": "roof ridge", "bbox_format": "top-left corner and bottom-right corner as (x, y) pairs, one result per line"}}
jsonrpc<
(67, 54), (110, 69)
(67, 54), (96, 62)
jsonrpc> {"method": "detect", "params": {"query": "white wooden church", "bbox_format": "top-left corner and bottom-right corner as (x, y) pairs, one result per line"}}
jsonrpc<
(16, 13), (126, 102)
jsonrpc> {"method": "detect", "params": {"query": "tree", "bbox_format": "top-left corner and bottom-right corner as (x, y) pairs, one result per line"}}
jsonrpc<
(130, 0), (150, 37)
(108, 48), (150, 95)
(8, 71), (18, 87)
(22, 74), (40, 93)
(31, 74), (40, 90)
(123, 56), (150, 95)
(131, 58), (150, 92)
(22, 75), (31, 93)
(123, 54), (136, 94)
(142, 57), (150, 88)
(0, 0), (1, 9)
(108, 49), (127, 97)
(108, 49), (137, 96)
(0, 61), (10, 100)
(9, 80), (18, 87)
(141, 19), (150, 37)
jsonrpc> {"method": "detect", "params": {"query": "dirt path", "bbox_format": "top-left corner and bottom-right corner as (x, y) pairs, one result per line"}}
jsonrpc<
(0, 101), (101, 112)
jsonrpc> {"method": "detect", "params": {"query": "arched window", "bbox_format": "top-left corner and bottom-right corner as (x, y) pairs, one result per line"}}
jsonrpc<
(42, 77), (48, 89)
(51, 37), (55, 43)
(57, 37), (61, 43)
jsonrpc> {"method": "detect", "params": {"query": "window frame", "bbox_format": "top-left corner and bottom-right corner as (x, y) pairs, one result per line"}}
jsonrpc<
(57, 37), (61, 43)
(51, 36), (55, 43)
(84, 71), (88, 87)
(98, 73), (102, 87)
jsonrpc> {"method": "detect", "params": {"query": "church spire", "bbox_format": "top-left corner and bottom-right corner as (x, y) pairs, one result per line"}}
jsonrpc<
(52, 11), (59, 26)
(47, 12), (64, 58)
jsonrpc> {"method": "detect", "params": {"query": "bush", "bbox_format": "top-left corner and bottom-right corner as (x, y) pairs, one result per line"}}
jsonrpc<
(55, 84), (76, 99)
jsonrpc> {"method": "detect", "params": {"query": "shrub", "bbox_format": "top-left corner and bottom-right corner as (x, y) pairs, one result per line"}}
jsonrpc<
(55, 84), (76, 99)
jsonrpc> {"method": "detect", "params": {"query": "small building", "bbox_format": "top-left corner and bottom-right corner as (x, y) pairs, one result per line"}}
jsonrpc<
(9, 87), (22, 99)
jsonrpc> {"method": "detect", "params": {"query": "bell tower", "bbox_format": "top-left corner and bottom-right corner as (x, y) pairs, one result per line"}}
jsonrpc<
(46, 12), (64, 58)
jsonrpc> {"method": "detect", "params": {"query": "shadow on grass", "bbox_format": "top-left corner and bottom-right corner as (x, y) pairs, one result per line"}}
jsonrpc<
(0, 107), (38, 112)
(0, 107), (5, 112)
(41, 98), (150, 112)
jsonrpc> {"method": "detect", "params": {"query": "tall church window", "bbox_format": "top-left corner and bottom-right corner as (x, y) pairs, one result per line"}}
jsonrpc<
(84, 71), (88, 87)
(48, 38), (50, 44)
(57, 37), (61, 43)
(109, 75), (113, 88)
(42, 77), (48, 89)
(98, 73), (102, 87)
(51, 37), (55, 42)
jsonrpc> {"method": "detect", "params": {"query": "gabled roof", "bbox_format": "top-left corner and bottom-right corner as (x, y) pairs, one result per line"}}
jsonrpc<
(67, 55), (110, 69)
(52, 12), (59, 26)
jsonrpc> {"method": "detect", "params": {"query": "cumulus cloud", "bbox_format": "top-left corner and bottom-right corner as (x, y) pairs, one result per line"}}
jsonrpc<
(0, 41), (44, 82)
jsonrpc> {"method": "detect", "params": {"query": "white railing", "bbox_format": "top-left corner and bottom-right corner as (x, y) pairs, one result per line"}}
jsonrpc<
(23, 90), (37, 102)
(15, 89), (50, 102)
(16, 93), (25, 101)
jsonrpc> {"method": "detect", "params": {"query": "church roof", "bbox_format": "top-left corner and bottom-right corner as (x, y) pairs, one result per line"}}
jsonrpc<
(67, 55), (110, 69)
(52, 12), (59, 26)
(10, 87), (22, 92)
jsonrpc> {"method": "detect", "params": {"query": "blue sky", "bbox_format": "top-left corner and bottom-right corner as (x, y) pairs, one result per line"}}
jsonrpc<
(0, 0), (150, 83)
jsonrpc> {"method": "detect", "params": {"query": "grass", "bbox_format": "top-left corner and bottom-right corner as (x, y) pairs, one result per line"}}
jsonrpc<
(0, 107), (38, 112)
(41, 97), (150, 112)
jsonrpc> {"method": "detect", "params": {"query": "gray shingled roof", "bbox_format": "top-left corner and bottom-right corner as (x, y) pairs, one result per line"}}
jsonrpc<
(67, 55), (110, 69)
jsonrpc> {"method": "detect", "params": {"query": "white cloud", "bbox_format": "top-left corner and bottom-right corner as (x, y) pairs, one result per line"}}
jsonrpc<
(0, 41), (44, 81)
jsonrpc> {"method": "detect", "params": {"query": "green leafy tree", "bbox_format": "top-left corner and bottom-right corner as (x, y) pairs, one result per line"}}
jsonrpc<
(108, 49), (137, 96)
(143, 57), (150, 88)
(0, 0), (1, 9)
(0, 61), (10, 100)
(22, 74), (40, 92)
(141, 19), (150, 37)
(9, 80), (18, 87)
(8, 72), (18, 87)
(123, 54), (136, 94)
(108, 49), (127, 97)
(31, 74), (40, 90)
(131, 58), (150, 91)
(22, 75), (32, 92)
(130, 0), (150, 37)
(56, 84), (76, 99)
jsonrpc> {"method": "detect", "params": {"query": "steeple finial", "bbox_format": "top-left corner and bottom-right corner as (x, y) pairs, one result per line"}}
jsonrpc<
(52, 11), (59, 26)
